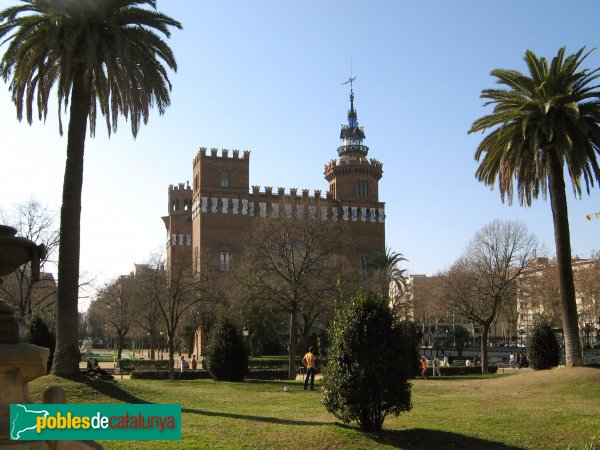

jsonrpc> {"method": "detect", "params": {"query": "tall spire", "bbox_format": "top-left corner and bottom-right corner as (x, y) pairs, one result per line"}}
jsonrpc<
(338, 76), (368, 158)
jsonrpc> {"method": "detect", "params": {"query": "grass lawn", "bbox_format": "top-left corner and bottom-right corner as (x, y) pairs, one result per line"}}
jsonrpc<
(28, 367), (600, 449)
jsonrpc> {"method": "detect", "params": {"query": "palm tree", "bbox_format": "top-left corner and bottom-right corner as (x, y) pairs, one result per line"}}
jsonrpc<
(0, 0), (181, 375)
(469, 47), (600, 366)
(370, 248), (408, 305)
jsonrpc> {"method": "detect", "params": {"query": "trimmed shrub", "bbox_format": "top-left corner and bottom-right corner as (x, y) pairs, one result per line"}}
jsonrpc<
(527, 318), (560, 370)
(118, 359), (169, 373)
(322, 291), (412, 432)
(205, 309), (249, 381)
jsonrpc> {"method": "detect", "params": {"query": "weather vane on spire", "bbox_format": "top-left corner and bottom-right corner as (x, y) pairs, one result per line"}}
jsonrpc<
(342, 75), (356, 88)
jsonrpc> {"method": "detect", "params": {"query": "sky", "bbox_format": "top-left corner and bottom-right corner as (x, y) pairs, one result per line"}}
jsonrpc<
(1, 1), (599, 312)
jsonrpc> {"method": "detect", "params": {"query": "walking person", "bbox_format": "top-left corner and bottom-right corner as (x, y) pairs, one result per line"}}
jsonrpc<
(302, 346), (318, 391)
(178, 355), (189, 379)
(420, 356), (428, 380)
(433, 356), (442, 377)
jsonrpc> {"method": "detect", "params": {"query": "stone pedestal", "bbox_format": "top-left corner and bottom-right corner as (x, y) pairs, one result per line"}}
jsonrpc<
(0, 302), (50, 448)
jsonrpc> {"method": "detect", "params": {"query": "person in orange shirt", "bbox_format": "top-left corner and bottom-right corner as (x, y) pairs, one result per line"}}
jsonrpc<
(302, 346), (318, 390)
(420, 356), (428, 380)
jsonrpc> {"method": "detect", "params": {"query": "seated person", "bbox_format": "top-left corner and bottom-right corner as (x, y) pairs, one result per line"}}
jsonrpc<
(465, 359), (472, 367)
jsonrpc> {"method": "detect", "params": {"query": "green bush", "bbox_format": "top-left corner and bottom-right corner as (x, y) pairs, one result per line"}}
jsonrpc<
(527, 318), (560, 370)
(118, 359), (169, 373)
(205, 309), (249, 381)
(322, 291), (412, 432)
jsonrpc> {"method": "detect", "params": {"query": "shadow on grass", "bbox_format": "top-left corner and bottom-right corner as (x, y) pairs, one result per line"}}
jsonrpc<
(182, 407), (329, 427)
(360, 427), (524, 449)
(61, 376), (152, 404)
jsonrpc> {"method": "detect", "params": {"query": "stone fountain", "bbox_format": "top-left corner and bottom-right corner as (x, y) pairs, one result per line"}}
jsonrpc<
(0, 224), (49, 448)
(0, 225), (101, 450)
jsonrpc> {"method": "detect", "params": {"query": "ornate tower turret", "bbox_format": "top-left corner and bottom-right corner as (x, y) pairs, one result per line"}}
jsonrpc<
(324, 77), (383, 204)
(338, 78), (368, 159)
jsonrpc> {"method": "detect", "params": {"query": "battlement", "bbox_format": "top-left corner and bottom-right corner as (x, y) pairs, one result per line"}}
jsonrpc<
(247, 186), (325, 201)
(168, 182), (193, 193)
(193, 147), (251, 168)
(324, 157), (384, 170)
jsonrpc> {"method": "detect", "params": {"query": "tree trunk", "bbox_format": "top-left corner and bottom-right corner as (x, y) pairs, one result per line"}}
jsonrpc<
(288, 307), (298, 379)
(168, 332), (175, 380)
(480, 323), (489, 374)
(548, 156), (583, 366)
(52, 68), (91, 376)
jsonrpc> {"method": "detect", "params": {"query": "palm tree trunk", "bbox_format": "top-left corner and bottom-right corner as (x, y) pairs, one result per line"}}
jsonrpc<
(51, 68), (91, 376)
(548, 156), (583, 366)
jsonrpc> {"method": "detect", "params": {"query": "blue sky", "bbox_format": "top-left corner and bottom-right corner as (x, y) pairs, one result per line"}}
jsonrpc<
(1, 1), (599, 311)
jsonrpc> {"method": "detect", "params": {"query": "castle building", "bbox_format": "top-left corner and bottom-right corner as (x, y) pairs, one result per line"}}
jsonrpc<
(163, 83), (386, 279)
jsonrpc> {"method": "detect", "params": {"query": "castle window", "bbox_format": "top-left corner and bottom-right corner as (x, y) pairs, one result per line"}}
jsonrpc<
(184, 199), (189, 211)
(358, 180), (368, 199)
(220, 171), (229, 188)
(220, 251), (231, 272)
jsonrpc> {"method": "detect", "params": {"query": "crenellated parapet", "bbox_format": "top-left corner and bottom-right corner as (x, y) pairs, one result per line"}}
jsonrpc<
(168, 181), (193, 214)
(193, 147), (250, 169)
(169, 182), (193, 193)
(323, 156), (383, 182)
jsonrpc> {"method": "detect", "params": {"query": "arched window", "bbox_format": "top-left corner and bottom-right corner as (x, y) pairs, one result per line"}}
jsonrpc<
(220, 251), (231, 272)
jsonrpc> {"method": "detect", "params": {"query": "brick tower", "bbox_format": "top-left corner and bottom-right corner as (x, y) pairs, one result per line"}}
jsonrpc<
(162, 182), (193, 274)
(324, 78), (385, 268)
(191, 148), (250, 275)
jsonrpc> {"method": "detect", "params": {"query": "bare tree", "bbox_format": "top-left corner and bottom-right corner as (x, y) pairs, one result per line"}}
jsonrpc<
(129, 264), (164, 360)
(242, 206), (344, 379)
(411, 275), (449, 346)
(143, 253), (202, 380)
(441, 220), (540, 373)
(0, 199), (59, 316)
(575, 257), (600, 347)
(92, 276), (136, 359)
(518, 259), (562, 329)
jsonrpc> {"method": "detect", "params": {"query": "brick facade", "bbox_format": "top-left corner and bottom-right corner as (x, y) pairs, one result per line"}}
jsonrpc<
(163, 89), (386, 279)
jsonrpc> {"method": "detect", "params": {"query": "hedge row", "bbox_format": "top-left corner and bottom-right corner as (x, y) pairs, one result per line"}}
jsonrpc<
(130, 368), (289, 380)
(422, 365), (498, 376)
(118, 359), (170, 373)
(247, 358), (327, 370)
